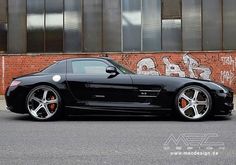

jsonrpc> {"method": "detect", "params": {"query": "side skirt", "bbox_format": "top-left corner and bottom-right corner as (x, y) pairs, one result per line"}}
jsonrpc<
(65, 105), (172, 115)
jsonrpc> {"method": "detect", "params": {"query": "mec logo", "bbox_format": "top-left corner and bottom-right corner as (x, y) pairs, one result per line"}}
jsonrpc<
(163, 133), (225, 147)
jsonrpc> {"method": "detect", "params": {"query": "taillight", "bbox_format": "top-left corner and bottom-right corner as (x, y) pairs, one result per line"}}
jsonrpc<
(10, 80), (21, 87)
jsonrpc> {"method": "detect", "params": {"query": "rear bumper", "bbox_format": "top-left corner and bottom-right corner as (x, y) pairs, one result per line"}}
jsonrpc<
(5, 86), (29, 114)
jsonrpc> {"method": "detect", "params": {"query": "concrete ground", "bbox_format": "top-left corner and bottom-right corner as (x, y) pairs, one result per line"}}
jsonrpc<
(0, 109), (235, 164)
(0, 96), (5, 111)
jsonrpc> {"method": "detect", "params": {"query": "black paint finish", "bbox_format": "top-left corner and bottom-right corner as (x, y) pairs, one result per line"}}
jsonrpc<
(5, 58), (234, 116)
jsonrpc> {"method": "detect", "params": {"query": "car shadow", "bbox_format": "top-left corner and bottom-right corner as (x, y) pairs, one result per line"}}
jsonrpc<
(11, 113), (232, 122)
(63, 115), (232, 122)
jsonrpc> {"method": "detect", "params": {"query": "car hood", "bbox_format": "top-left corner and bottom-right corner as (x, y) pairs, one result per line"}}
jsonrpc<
(131, 74), (211, 83)
(130, 74), (231, 92)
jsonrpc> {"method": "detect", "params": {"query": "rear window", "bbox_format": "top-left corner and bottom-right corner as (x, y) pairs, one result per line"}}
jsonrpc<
(41, 61), (66, 73)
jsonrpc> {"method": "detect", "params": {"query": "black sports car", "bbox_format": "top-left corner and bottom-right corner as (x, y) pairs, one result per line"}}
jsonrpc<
(5, 58), (234, 121)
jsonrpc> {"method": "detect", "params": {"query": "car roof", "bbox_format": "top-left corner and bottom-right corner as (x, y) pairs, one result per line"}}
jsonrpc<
(59, 57), (112, 63)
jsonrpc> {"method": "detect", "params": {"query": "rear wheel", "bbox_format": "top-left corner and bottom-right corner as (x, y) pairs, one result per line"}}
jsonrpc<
(26, 85), (62, 121)
(175, 85), (212, 121)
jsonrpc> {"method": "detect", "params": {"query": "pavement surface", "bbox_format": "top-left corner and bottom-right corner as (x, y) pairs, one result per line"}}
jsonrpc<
(0, 98), (6, 111)
(0, 111), (235, 164)
(0, 96), (236, 164)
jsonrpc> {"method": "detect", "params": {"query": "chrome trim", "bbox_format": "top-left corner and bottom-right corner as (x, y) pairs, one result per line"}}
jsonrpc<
(138, 95), (157, 98)
(89, 84), (136, 90)
(94, 95), (105, 98)
(139, 89), (161, 92)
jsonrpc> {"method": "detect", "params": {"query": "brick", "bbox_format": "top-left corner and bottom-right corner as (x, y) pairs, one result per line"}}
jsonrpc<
(0, 52), (236, 94)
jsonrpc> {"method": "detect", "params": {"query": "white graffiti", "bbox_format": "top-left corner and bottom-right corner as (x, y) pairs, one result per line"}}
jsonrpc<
(137, 58), (159, 75)
(221, 56), (236, 71)
(137, 54), (212, 80)
(220, 70), (234, 85)
(163, 57), (185, 77)
(183, 54), (211, 80)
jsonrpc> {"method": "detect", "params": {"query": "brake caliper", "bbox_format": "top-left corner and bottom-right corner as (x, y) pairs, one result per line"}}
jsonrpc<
(49, 96), (56, 112)
(180, 98), (188, 108)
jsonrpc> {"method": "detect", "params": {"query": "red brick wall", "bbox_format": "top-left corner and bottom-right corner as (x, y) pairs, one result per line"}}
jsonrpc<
(0, 52), (236, 95)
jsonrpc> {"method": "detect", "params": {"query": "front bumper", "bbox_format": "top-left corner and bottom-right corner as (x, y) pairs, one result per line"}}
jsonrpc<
(214, 91), (234, 115)
(5, 106), (11, 111)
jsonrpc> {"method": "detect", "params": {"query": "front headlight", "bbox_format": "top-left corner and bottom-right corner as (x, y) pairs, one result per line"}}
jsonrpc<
(211, 82), (228, 93)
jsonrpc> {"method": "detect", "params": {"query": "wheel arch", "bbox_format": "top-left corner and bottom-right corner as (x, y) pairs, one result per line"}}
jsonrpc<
(176, 82), (212, 95)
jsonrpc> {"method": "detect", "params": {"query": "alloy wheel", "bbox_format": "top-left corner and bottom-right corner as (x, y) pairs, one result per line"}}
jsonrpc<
(27, 86), (60, 120)
(177, 86), (211, 120)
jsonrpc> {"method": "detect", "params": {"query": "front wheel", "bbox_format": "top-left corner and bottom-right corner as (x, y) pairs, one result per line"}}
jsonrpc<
(175, 85), (212, 121)
(26, 85), (63, 121)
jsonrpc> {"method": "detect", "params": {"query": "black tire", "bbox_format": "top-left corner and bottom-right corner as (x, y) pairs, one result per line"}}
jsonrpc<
(26, 85), (63, 121)
(175, 85), (212, 121)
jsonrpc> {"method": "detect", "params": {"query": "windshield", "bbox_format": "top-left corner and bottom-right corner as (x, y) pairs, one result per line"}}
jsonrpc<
(108, 59), (135, 74)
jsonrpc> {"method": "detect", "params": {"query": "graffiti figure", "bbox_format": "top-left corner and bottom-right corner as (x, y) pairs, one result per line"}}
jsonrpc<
(183, 53), (211, 80)
(220, 70), (234, 85)
(221, 56), (236, 71)
(137, 58), (159, 75)
(163, 57), (185, 77)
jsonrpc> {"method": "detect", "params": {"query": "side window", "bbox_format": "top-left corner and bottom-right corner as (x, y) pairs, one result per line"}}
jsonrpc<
(72, 60), (108, 75)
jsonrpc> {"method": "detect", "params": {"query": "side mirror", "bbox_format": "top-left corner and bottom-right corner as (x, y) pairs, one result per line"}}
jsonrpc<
(106, 66), (118, 75)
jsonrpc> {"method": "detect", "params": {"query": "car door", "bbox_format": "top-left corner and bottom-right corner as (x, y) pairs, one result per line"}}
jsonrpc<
(66, 59), (135, 107)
